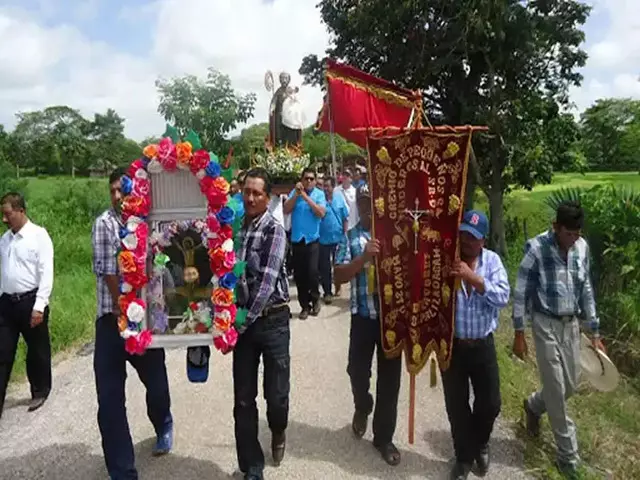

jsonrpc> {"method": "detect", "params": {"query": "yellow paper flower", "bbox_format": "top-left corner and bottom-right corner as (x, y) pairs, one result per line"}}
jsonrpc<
(442, 284), (451, 306)
(385, 329), (397, 347)
(376, 146), (392, 164)
(374, 197), (385, 217)
(448, 194), (461, 215)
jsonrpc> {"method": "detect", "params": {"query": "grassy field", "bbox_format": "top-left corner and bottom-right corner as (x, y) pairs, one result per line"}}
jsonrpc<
(4, 172), (640, 478)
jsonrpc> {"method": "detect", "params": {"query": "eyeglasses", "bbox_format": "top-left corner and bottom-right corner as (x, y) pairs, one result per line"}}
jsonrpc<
(303, 176), (315, 182)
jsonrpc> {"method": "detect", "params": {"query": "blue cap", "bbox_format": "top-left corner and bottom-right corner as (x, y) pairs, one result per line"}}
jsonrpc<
(459, 210), (489, 239)
(186, 346), (211, 383)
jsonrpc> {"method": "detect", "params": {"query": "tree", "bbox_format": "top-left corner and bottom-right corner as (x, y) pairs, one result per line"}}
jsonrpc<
(12, 106), (90, 176)
(580, 98), (640, 171)
(300, 0), (590, 255)
(156, 68), (257, 155)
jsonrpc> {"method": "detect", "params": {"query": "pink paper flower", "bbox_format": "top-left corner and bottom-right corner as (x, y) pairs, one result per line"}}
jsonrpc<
(133, 177), (151, 198)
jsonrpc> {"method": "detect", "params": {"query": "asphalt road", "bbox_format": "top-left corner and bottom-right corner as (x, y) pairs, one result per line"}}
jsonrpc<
(0, 287), (529, 479)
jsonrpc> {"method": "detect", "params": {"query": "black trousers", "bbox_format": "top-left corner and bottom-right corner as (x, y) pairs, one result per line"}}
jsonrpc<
(285, 232), (294, 276)
(441, 334), (502, 464)
(347, 314), (402, 446)
(233, 308), (291, 476)
(94, 313), (172, 479)
(319, 243), (338, 297)
(0, 292), (52, 417)
(292, 240), (320, 310)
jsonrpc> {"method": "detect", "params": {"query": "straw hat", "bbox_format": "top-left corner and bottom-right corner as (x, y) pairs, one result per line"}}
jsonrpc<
(579, 333), (619, 392)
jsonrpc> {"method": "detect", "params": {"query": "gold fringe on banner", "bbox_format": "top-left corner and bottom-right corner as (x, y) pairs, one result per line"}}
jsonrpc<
(430, 357), (437, 388)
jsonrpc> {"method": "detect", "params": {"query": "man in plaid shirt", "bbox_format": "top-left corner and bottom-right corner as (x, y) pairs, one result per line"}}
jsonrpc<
(92, 168), (173, 480)
(512, 201), (604, 478)
(233, 168), (290, 480)
(443, 211), (510, 480)
(335, 183), (403, 467)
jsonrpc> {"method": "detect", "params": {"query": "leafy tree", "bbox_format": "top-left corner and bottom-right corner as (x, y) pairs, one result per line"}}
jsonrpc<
(230, 123), (270, 169)
(300, 0), (590, 255)
(156, 68), (257, 155)
(580, 98), (640, 171)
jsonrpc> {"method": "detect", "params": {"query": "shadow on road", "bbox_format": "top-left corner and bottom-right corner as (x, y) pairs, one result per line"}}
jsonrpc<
(0, 440), (230, 480)
(277, 420), (450, 479)
(423, 428), (524, 467)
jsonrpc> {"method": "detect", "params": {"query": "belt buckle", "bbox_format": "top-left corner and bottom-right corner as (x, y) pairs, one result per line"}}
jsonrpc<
(10, 292), (21, 302)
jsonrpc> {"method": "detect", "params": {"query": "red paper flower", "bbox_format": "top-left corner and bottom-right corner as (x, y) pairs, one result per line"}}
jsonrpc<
(125, 330), (153, 355)
(191, 149), (210, 174)
(189, 302), (198, 311)
(213, 327), (238, 354)
(206, 213), (220, 232)
(219, 225), (233, 241)
(158, 138), (177, 171)
(209, 247), (226, 274)
(128, 159), (145, 178)
(124, 270), (147, 289)
(206, 189), (227, 211)
(118, 292), (136, 315)
(132, 177), (151, 198)
(194, 323), (209, 334)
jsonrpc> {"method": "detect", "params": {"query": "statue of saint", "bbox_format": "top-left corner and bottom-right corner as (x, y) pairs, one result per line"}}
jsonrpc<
(268, 72), (305, 148)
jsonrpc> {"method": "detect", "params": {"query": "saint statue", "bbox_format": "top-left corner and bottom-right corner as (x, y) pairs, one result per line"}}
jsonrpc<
(268, 71), (305, 148)
(164, 235), (212, 323)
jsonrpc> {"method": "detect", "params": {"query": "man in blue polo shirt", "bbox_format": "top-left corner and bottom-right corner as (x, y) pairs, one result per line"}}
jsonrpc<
(283, 168), (326, 319)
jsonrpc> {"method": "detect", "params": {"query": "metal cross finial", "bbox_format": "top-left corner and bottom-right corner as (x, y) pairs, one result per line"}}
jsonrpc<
(404, 197), (431, 254)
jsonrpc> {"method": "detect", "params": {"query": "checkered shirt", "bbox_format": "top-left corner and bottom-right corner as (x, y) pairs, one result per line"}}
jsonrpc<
(513, 230), (599, 332)
(91, 209), (122, 317)
(237, 211), (289, 329)
(455, 248), (510, 339)
(335, 224), (379, 319)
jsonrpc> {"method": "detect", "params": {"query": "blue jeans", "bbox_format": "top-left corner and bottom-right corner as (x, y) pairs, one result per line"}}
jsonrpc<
(93, 314), (172, 480)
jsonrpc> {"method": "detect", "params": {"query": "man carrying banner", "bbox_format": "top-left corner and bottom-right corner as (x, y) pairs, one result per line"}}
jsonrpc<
(334, 184), (403, 467)
(444, 210), (510, 480)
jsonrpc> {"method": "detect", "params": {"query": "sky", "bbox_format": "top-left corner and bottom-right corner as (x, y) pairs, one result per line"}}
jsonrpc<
(0, 0), (638, 141)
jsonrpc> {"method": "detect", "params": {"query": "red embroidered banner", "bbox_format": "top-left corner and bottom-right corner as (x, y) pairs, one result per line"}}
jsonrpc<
(367, 129), (472, 373)
(315, 59), (420, 148)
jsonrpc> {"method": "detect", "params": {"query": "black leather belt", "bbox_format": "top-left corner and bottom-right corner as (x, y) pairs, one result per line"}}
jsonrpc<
(455, 333), (494, 345)
(262, 303), (290, 317)
(1, 289), (38, 303)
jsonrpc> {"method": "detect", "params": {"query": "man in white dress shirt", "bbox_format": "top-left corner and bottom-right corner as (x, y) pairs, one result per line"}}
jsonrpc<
(0, 192), (54, 418)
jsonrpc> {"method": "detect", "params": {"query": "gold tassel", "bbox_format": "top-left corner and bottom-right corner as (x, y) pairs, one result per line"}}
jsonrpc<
(430, 357), (437, 388)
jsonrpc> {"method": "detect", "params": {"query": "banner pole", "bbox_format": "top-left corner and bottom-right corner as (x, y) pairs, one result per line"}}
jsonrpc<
(409, 372), (416, 444)
(328, 95), (337, 176)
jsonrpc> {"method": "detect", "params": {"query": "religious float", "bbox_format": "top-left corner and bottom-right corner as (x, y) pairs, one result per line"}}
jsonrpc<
(251, 70), (310, 195)
(315, 59), (487, 443)
(115, 126), (248, 355)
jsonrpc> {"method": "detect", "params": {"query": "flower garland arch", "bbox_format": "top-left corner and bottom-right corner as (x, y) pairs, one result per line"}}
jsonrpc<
(116, 127), (247, 355)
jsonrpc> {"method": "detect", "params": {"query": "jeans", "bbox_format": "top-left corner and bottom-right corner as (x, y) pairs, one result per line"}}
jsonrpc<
(347, 314), (402, 446)
(292, 240), (320, 310)
(233, 308), (291, 476)
(319, 243), (338, 297)
(0, 292), (52, 418)
(93, 314), (172, 480)
(441, 334), (501, 464)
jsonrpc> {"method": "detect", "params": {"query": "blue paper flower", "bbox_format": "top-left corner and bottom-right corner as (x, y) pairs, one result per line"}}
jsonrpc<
(205, 161), (221, 178)
(220, 272), (238, 290)
(140, 157), (150, 168)
(121, 175), (133, 195)
(119, 227), (129, 239)
(127, 321), (138, 331)
(216, 206), (235, 225)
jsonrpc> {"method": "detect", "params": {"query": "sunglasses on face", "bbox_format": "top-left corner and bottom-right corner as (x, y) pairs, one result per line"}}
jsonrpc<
(303, 176), (315, 182)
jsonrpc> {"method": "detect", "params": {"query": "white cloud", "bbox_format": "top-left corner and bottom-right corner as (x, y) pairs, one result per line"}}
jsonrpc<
(0, 0), (329, 141)
(2, 0), (636, 141)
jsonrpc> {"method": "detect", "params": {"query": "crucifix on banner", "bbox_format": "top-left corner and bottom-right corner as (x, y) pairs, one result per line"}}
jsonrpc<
(403, 197), (432, 255)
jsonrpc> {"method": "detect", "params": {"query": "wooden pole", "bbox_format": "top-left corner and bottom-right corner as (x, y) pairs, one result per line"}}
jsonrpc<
(408, 372), (416, 444)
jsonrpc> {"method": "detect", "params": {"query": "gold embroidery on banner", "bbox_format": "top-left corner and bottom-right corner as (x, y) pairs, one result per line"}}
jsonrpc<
(441, 284), (451, 307)
(392, 234), (405, 250)
(420, 227), (441, 243)
(412, 343), (423, 364)
(409, 327), (420, 344)
(448, 194), (461, 216)
(422, 136), (439, 151)
(385, 309), (399, 328)
(380, 257), (394, 275)
(376, 147), (392, 165)
(443, 141), (460, 159)
(375, 197), (385, 217)
(383, 284), (393, 305)
(394, 135), (411, 151)
(326, 71), (416, 109)
(375, 165), (390, 189)
(385, 329), (397, 347)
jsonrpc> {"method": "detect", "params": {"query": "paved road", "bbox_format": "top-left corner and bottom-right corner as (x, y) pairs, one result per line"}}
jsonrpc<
(0, 287), (529, 479)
